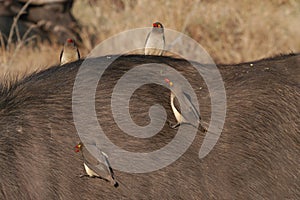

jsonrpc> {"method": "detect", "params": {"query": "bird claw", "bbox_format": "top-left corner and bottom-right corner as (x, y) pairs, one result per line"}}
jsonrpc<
(171, 123), (180, 129)
(167, 120), (180, 129)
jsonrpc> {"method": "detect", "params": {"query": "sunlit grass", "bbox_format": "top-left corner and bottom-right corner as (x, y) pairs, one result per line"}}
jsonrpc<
(0, 0), (299, 77)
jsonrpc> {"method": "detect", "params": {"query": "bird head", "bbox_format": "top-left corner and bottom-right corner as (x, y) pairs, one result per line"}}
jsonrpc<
(153, 22), (164, 29)
(74, 142), (83, 153)
(164, 77), (173, 87)
(67, 38), (74, 43)
(65, 38), (76, 47)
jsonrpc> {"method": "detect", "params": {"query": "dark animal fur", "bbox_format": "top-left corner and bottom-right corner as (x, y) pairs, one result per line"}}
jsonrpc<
(0, 54), (299, 199)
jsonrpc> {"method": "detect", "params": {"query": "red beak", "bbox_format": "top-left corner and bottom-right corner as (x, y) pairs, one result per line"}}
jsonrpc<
(67, 38), (74, 43)
(74, 145), (80, 153)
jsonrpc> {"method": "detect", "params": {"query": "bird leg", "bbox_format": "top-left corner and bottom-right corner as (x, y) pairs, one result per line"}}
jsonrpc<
(167, 120), (179, 129)
(79, 174), (89, 178)
(79, 174), (106, 181)
(171, 123), (181, 129)
(168, 121), (207, 133)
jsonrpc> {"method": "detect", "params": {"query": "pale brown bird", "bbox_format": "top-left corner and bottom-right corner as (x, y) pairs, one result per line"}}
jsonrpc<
(165, 78), (207, 132)
(60, 38), (80, 65)
(144, 22), (165, 56)
(75, 142), (119, 188)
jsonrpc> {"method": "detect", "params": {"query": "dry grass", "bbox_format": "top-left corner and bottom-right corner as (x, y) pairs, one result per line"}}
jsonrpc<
(0, 0), (299, 77)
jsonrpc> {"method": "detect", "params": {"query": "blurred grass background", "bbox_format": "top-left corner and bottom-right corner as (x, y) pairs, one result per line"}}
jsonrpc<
(0, 0), (299, 78)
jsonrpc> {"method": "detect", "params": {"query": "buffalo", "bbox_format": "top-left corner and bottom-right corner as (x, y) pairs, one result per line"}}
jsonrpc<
(0, 53), (299, 199)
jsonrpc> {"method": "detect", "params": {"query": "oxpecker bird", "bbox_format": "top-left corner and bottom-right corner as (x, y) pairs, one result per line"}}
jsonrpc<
(60, 38), (80, 65)
(165, 78), (207, 132)
(144, 22), (165, 56)
(75, 142), (119, 188)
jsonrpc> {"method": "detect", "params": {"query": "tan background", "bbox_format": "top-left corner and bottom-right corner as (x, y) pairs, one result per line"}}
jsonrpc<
(1, 0), (299, 77)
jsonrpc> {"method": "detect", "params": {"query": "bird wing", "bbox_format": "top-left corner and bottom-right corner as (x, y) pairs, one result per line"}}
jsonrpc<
(100, 151), (115, 178)
(182, 91), (201, 120)
(144, 31), (151, 48)
(162, 34), (166, 49)
(174, 89), (201, 126)
(82, 145), (111, 179)
(77, 48), (80, 59)
(59, 48), (64, 62)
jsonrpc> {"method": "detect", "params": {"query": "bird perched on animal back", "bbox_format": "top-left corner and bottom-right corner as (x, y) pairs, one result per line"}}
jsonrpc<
(165, 78), (207, 132)
(144, 22), (165, 56)
(60, 38), (80, 65)
(75, 142), (119, 188)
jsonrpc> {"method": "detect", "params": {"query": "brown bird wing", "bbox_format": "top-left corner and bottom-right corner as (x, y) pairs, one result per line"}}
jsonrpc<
(59, 48), (64, 62)
(77, 48), (80, 59)
(82, 145), (112, 180)
(144, 31), (151, 48)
